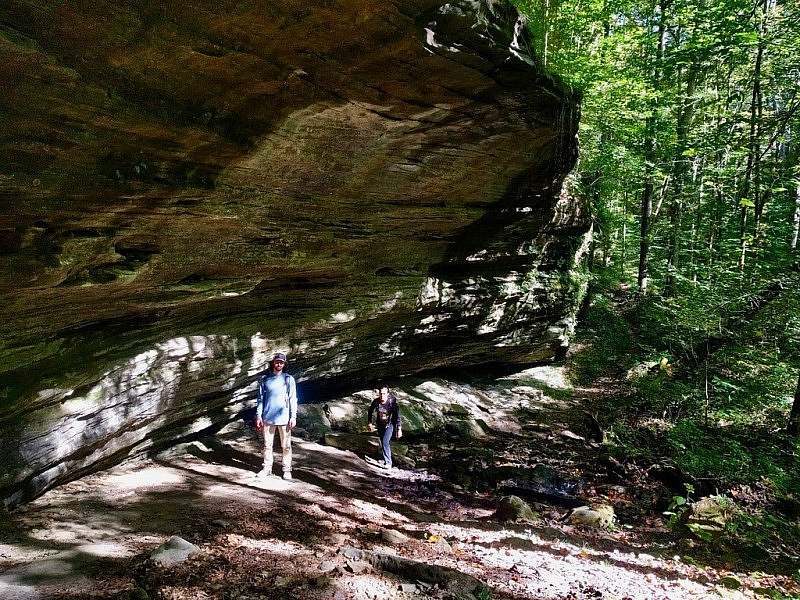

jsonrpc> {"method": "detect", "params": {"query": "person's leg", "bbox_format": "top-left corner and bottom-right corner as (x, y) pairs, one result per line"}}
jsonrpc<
(261, 425), (276, 475)
(377, 425), (386, 463)
(277, 425), (292, 478)
(381, 423), (394, 468)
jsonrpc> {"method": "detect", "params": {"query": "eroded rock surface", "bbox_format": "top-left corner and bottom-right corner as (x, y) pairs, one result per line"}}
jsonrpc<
(0, 0), (588, 506)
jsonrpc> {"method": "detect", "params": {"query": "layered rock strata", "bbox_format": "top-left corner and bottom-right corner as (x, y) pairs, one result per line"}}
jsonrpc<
(0, 0), (588, 506)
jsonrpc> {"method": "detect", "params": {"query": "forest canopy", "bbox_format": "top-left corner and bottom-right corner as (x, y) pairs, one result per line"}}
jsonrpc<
(514, 0), (800, 561)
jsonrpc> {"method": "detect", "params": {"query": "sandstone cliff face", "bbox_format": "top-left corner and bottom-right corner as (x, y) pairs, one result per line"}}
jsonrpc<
(0, 0), (588, 506)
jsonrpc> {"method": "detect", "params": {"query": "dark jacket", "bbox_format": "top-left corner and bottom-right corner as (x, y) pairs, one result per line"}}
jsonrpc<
(367, 394), (401, 429)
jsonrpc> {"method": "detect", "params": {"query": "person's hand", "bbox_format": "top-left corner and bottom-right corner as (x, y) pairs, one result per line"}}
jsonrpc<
(288, 418), (296, 430)
(255, 416), (263, 431)
(368, 424), (376, 432)
(396, 428), (402, 439)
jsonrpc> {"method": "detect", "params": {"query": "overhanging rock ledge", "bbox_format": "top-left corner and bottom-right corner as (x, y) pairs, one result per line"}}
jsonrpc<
(0, 0), (588, 506)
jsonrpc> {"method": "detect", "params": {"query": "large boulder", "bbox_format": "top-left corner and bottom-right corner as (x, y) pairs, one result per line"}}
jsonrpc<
(0, 0), (588, 506)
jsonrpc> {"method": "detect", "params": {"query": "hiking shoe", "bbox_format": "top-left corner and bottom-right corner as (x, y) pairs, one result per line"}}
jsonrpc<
(255, 468), (273, 478)
(282, 471), (293, 480)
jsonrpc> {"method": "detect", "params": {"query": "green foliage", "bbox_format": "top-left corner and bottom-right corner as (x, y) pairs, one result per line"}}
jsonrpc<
(569, 294), (634, 385)
(662, 482), (695, 528)
(475, 585), (494, 600)
(724, 509), (800, 565)
(514, 0), (800, 563)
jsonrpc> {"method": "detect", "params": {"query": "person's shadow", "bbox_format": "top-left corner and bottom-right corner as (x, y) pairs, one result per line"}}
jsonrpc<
(188, 435), (261, 473)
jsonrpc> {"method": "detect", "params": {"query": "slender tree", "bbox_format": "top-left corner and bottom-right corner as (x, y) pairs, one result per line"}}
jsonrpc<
(788, 371), (800, 435)
(639, 0), (669, 294)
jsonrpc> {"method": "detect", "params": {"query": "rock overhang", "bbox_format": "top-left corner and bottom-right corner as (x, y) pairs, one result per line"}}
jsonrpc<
(0, 0), (588, 506)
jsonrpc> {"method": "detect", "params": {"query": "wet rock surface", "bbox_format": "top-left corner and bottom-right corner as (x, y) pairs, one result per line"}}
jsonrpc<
(0, 0), (588, 507)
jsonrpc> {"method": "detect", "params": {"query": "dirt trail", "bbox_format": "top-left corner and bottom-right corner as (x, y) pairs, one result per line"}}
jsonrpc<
(1, 402), (779, 600)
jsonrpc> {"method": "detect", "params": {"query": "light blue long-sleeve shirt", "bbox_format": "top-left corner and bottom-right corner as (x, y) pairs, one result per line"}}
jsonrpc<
(256, 372), (298, 425)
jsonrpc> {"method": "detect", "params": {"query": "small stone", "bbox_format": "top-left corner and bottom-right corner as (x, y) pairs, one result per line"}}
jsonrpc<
(346, 559), (369, 574)
(399, 583), (418, 593)
(568, 504), (615, 529)
(328, 533), (348, 546)
(432, 537), (452, 553)
(342, 546), (362, 560)
(495, 496), (540, 523)
(150, 536), (200, 567)
(381, 529), (410, 544)
(319, 560), (337, 573)
(211, 519), (229, 528)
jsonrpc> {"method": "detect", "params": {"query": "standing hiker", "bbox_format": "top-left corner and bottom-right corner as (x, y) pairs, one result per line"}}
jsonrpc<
(254, 352), (297, 480)
(367, 385), (402, 469)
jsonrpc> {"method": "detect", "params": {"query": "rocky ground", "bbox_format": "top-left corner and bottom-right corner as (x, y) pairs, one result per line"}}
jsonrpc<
(1, 368), (797, 600)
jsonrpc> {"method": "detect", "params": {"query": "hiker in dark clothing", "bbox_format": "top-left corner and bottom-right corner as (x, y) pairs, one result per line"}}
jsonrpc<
(367, 385), (402, 469)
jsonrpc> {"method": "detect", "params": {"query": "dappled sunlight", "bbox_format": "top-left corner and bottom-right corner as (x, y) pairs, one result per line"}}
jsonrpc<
(74, 542), (134, 559)
(27, 522), (122, 545)
(247, 333), (289, 376)
(105, 466), (186, 490)
(4, 415), (788, 599)
(503, 365), (572, 390)
(424, 523), (719, 599)
(408, 379), (534, 433)
(7, 333), (254, 507)
(349, 498), (397, 523)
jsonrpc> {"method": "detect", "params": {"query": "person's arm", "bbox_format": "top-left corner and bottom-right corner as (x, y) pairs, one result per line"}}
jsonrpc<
(367, 399), (378, 430)
(287, 375), (298, 427)
(391, 396), (402, 438)
(255, 377), (264, 429)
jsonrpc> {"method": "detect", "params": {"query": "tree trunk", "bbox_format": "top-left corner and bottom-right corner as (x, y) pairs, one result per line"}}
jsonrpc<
(665, 71), (697, 297)
(638, 0), (668, 294)
(639, 178), (653, 293)
(739, 0), (768, 272)
(791, 180), (800, 252)
(543, 0), (550, 68)
(788, 370), (800, 436)
(621, 191), (628, 278)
